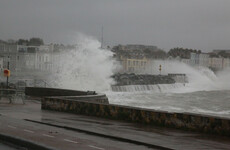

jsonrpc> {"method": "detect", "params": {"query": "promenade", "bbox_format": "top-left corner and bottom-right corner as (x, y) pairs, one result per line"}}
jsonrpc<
(0, 99), (230, 150)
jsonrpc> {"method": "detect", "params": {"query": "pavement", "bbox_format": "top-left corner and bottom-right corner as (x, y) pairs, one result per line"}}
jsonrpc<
(0, 143), (18, 150)
(0, 98), (230, 150)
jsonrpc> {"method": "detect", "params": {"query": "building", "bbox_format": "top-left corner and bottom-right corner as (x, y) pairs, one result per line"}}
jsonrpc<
(222, 58), (230, 69)
(209, 57), (224, 70)
(181, 58), (190, 65)
(112, 44), (164, 73)
(0, 43), (18, 71)
(190, 52), (200, 66)
(0, 42), (54, 79)
(34, 51), (53, 71)
(0, 56), (3, 71)
(119, 55), (149, 73)
(199, 53), (209, 67)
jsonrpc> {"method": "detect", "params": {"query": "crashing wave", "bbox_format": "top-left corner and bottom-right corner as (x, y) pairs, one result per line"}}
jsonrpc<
(111, 83), (185, 92)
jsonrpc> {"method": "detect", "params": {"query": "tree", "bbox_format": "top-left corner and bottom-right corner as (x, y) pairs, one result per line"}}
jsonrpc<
(17, 39), (29, 45)
(28, 38), (44, 46)
(168, 47), (201, 59)
(218, 51), (228, 58)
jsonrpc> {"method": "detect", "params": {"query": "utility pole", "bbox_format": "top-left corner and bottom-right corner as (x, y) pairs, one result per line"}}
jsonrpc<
(101, 26), (103, 49)
(159, 64), (162, 75)
(7, 56), (10, 88)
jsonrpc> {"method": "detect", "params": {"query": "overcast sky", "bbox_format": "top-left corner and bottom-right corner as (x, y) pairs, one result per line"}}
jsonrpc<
(1, 0), (230, 51)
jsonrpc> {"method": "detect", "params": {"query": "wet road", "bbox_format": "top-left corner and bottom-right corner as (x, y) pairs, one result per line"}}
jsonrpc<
(0, 99), (230, 150)
(0, 143), (18, 150)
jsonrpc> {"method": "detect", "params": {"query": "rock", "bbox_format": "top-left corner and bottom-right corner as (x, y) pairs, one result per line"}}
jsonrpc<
(112, 73), (176, 86)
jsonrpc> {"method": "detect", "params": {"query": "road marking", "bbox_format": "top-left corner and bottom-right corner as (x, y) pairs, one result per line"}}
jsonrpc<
(88, 145), (105, 150)
(63, 139), (78, 144)
(8, 125), (16, 129)
(42, 134), (54, 138)
(23, 129), (34, 133)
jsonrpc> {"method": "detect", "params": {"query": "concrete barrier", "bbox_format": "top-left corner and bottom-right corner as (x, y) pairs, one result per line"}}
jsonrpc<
(25, 87), (109, 104)
(25, 87), (90, 97)
(42, 97), (230, 137)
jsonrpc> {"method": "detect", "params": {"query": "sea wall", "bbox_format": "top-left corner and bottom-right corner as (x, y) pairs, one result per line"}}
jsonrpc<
(25, 87), (89, 97)
(42, 97), (230, 136)
(25, 87), (109, 104)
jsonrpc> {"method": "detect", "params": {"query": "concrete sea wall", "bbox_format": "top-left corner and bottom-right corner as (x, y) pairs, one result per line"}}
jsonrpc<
(42, 97), (230, 137)
(25, 87), (90, 97)
(25, 87), (109, 104)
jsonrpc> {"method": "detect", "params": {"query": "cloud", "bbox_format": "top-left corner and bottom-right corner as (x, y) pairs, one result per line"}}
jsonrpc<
(0, 0), (230, 51)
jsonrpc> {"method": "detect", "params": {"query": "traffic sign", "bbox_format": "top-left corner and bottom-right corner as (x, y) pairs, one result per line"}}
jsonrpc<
(4, 69), (10, 77)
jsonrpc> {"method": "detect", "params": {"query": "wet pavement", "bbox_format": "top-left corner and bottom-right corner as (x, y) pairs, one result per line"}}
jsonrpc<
(0, 99), (230, 150)
(0, 143), (18, 150)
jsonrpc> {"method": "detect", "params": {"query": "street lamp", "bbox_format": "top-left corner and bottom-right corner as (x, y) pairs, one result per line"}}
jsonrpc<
(6, 56), (10, 88)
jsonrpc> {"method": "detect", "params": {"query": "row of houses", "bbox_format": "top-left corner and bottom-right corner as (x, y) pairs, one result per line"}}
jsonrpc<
(174, 51), (230, 71)
(0, 43), (54, 71)
(113, 45), (155, 73)
(113, 45), (230, 73)
(0, 42), (58, 81)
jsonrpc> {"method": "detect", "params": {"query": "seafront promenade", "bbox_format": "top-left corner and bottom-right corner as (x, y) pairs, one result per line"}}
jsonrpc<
(0, 99), (230, 150)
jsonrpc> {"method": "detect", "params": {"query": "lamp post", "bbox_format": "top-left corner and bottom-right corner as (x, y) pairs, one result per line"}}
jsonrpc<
(159, 64), (162, 75)
(6, 56), (10, 88)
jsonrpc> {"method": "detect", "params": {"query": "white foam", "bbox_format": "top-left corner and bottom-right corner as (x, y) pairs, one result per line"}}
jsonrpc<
(112, 60), (230, 93)
(51, 35), (117, 92)
(111, 83), (185, 92)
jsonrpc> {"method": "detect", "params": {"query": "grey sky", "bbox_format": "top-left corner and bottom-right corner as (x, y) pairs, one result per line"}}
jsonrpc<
(1, 0), (230, 51)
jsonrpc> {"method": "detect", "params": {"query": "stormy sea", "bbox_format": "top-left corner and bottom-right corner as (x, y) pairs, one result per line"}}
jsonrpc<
(51, 36), (230, 119)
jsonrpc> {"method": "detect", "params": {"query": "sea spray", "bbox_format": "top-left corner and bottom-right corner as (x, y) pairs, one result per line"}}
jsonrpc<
(47, 40), (230, 116)
(215, 68), (230, 90)
(50, 39), (229, 93)
(113, 60), (228, 93)
(51, 35), (117, 92)
(143, 60), (221, 92)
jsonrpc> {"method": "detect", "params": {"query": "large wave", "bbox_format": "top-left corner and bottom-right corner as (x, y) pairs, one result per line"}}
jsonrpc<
(48, 38), (230, 117)
(50, 35), (230, 93)
(111, 60), (230, 93)
(51, 35), (117, 92)
(143, 60), (230, 93)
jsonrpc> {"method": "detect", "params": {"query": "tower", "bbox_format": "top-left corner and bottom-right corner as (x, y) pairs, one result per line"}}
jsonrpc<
(101, 26), (103, 49)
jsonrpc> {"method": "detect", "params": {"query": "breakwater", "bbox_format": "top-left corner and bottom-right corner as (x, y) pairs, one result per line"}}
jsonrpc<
(111, 73), (187, 92)
(112, 73), (175, 86)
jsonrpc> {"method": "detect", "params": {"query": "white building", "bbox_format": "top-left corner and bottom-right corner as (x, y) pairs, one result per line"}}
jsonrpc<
(223, 58), (230, 69)
(190, 53), (199, 66)
(199, 53), (209, 67)
(0, 43), (54, 79)
(181, 58), (190, 65)
(0, 56), (3, 71)
(209, 57), (223, 70)
(34, 52), (53, 71)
